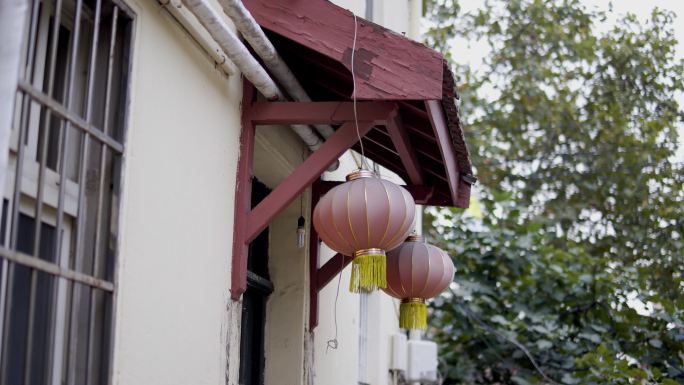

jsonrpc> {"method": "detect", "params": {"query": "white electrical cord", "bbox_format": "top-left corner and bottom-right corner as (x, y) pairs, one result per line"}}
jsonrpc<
(351, 13), (371, 171)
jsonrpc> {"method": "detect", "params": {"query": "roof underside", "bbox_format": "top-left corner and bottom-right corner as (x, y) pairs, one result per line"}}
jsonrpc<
(243, 0), (473, 207)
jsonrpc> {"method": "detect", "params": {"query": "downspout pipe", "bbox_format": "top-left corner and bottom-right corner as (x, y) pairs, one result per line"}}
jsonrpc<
(219, 0), (337, 142)
(181, 0), (325, 152)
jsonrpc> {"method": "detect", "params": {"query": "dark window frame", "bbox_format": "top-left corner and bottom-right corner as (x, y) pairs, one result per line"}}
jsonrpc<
(239, 178), (273, 385)
(0, 0), (135, 384)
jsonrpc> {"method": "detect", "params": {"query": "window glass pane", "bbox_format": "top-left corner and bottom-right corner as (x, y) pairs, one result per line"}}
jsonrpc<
(3, 215), (57, 385)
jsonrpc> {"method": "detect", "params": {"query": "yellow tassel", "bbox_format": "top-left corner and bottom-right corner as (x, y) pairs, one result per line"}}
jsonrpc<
(400, 300), (427, 330)
(349, 253), (386, 293)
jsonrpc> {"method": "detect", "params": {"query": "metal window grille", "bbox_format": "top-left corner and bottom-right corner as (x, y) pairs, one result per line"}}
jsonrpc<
(0, 0), (134, 384)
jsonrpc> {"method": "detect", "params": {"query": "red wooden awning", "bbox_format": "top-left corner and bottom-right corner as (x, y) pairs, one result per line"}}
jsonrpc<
(232, 2), (476, 325)
(243, 0), (474, 207)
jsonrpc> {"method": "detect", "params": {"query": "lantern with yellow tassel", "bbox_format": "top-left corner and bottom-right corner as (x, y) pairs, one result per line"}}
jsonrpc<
(384, 235), (455, 330)
(312, 170), (415, 292)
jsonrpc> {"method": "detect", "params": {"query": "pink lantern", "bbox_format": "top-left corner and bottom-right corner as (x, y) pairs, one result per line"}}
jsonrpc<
(313, 170), (416, 292)
(384, 235), (455, 330)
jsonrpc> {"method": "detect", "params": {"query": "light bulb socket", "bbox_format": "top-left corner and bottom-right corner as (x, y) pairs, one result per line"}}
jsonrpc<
(346, 169), (376, 181)
(297, 216), (306, 248)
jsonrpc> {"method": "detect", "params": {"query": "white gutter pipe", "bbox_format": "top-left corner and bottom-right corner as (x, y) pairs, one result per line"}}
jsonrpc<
(0, 0), (29, 199)
(219, 0), (336, 140)
(181, 0), (281, 100)
(160, 0), (238, 77)
(181, 0), (326, 152)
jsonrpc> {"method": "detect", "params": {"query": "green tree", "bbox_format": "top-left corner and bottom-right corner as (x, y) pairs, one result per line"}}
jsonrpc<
(422, 1), (684, 384)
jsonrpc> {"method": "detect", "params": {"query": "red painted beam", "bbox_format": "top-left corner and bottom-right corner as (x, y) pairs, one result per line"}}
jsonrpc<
(426, 100), (464, 207)
(318, 181), (434, 205)
(309, 181), (321, 330)
(242, 0), (444, 100)
(246, 120), (376, 243)
(316, 253), (353, 291)
(250, 101), (397, 125)
(231, 81), (257, 300)
(386, 110), (425, 185)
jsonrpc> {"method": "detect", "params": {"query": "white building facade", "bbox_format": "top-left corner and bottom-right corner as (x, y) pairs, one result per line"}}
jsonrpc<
(0, 0), (472, 384)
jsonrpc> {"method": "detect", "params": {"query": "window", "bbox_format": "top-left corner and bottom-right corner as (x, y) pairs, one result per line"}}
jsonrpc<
(0, 0), (134, 384)
(239, 179), (273, 385)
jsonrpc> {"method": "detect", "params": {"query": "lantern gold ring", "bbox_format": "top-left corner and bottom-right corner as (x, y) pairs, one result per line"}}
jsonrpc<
(353, 248), (385, 258)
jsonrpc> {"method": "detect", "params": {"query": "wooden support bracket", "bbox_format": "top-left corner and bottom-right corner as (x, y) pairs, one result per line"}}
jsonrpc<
(426, 100), (464, 207)
(386, 109), (425, 185)
(250, 101), (397, 125)
(245, 120), (376, 244)
(231, 80), (397, 300)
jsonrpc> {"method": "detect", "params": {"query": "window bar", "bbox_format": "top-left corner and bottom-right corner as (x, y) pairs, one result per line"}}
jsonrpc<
(32, 0), (64, 259)
(91, 145), (108, 275)
(55, 0), (84, 258)
(1, 95), (30, 385)
(16, 0), (36, 83)
(92, 5), (118, 280)
(0, 248), (114, 292)
(17, 81), (124, 154)
(24, 0), (64, 382)
(101, 7), (118, 140)
(67, 0), (102, 381)
(0, 255), (9, 384)
(0, 0), (41, 378)
(86, 7), (118, 382)
(49, 0), (84, 383)
(22, 268), (40, 385)
(9, 0), (42, 251)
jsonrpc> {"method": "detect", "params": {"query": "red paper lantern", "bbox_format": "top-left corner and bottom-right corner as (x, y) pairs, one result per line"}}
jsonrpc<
(384, 235), (455, 330)
(313, 170), (416, 292)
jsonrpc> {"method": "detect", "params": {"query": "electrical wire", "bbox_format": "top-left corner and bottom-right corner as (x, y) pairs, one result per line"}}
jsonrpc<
(351, 13), (371, 171)
(325, 255), (345, 352)
(325, 9), (370, 355)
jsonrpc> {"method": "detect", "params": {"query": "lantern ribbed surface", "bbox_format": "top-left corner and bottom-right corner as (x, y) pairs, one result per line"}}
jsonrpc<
(313, 171), (416, 292)
(384, 236), (455, 330)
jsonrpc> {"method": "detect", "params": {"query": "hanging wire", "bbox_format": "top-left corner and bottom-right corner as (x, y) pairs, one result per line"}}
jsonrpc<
(351, 13), (371, 171)
(300, 148), (305, 216)
(326, 255), (346, 352)
(326, 10), (370, 354)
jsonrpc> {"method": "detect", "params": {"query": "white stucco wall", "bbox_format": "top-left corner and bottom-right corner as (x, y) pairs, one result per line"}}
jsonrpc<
(252, 126), (310, 385)
(111, 0), (423, 384)
(112, 1), (242, 384)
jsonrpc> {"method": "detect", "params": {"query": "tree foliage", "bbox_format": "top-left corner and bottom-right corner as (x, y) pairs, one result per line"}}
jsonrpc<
(423, 1), (684, 383)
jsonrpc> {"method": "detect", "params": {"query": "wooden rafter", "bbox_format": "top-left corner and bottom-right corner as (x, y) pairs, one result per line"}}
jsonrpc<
(386, 109), (425, 185)
(425, 100), (462, 207)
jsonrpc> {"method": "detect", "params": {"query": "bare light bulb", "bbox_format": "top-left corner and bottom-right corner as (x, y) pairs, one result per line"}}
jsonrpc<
(297, 216), (306, 248)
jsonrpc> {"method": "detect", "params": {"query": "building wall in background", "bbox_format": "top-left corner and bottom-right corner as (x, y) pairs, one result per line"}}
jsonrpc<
(112, 1), (242, 384)
(111, 0), (423, 384)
